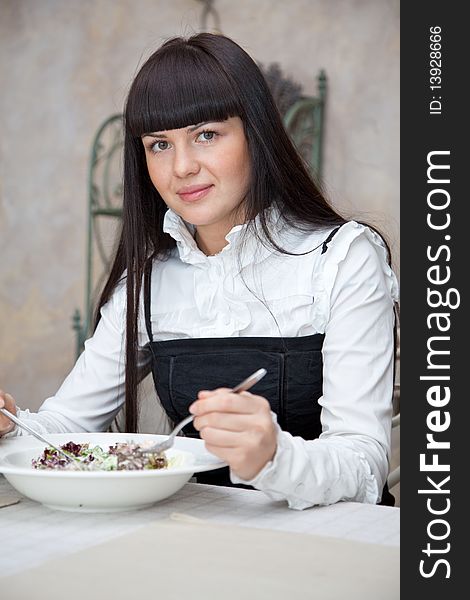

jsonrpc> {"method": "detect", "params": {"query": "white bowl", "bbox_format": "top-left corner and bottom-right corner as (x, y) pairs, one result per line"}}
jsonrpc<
(0, 432), (226, 512)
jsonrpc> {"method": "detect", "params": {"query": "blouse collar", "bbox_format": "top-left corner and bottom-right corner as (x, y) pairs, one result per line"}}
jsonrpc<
(162, 207), (280, 268)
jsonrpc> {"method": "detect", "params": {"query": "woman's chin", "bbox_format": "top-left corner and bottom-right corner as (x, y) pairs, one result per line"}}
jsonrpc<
(176, 207), (223, 228)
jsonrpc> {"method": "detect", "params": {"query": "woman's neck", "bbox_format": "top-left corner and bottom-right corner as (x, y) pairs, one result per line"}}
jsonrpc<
(194, 228), (228, 257)
(194, 206), (247, 256)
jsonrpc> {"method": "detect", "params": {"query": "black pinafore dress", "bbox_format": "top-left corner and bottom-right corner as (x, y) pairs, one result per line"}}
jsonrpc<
(143, 228), (394, 506)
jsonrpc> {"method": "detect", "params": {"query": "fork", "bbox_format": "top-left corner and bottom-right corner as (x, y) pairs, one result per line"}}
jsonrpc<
(142, 368), (268, 455)
(0, 407), (85, 469)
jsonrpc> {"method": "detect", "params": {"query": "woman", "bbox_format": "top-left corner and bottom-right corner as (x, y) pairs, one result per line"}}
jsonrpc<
(0, 33), (399, 509)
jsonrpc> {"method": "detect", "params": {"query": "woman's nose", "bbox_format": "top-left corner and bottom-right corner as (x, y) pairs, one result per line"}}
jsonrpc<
(173, 146), (200, 178)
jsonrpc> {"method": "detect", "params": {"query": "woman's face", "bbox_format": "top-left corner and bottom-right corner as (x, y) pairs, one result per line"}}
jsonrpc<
(142, 116), (251, 236)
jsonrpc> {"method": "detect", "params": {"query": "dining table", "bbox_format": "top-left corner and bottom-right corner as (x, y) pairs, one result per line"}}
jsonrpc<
(0, 436), (400, 600)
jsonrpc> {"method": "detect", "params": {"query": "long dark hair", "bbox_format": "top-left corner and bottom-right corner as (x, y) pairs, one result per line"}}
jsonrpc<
(95, 33), (355, 432)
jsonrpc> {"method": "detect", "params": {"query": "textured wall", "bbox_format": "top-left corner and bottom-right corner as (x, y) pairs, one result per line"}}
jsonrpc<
(0, 0), (399, 412)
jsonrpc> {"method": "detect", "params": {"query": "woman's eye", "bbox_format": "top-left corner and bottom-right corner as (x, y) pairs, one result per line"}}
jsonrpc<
(197, 130), (217, 142)
(151, 140), (169, 153)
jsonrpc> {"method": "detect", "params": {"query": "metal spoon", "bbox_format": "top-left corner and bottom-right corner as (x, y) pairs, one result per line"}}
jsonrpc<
(0, 407), (85, 468)
(142, 367), (268, 455)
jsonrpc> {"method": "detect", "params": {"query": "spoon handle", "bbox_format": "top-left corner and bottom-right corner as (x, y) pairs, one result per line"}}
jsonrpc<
(169, 414), (195, 440)
(231, 368), (267, 393)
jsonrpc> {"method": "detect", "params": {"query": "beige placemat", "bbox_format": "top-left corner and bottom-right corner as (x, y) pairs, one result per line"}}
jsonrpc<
(3, 517), (399, 599)
(0, 490), (21, 509)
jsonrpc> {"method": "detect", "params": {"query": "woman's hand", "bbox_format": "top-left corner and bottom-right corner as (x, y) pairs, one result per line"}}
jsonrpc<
(0, 390), (17, 436)
(189, 388), (277, 481)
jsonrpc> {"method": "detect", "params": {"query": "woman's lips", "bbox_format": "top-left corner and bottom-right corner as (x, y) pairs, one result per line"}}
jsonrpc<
(177, 185), (213, 202)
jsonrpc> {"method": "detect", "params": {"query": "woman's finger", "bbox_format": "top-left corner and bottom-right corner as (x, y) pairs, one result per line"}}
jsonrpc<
(194, 412), (263, 433)
(198, 426), (243, 448)
(203, 436), (277, 480)
(0, 391), (17, 434)
(190, 390), (267, 416)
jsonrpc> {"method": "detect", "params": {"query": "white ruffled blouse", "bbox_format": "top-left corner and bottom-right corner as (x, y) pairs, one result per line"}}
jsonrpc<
(7, 208), (399, 509)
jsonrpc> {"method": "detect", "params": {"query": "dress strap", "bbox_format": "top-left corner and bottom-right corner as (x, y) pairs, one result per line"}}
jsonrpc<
(321, 225), (342, 254)
(143, 260), (154, 344)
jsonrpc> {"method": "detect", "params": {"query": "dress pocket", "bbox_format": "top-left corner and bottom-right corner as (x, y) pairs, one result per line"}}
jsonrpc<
(168, 350), (284, 426)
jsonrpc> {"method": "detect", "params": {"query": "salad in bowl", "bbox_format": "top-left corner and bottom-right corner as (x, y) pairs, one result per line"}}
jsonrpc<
(0, 432), (226, 512)
(32, 441), (171, 471)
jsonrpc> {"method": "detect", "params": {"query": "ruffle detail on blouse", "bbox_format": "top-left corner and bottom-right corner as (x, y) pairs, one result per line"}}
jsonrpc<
(162, 210), (207, 267)
(310, 221), (399, 333)
(162, 206), (283, 270)
(356, 451), (381, 504)
(152, 287), (253, 339)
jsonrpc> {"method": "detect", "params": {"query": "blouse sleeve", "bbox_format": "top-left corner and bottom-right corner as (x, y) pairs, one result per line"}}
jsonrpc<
(231, 222), (399, 509)
(4, 281), (151, 437)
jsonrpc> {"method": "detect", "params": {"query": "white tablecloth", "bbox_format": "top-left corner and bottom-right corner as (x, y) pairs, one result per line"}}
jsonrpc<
(0, 474), (399, 578)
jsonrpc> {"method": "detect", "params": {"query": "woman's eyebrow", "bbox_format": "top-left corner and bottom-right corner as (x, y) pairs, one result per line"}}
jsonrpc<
(142, 120), (225, 139)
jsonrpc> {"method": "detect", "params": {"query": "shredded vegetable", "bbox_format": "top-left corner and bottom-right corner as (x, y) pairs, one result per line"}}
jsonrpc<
(32, 441), (169, 471)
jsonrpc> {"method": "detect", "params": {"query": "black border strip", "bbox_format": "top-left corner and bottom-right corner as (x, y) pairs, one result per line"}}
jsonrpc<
(401, 3), (465, 594)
